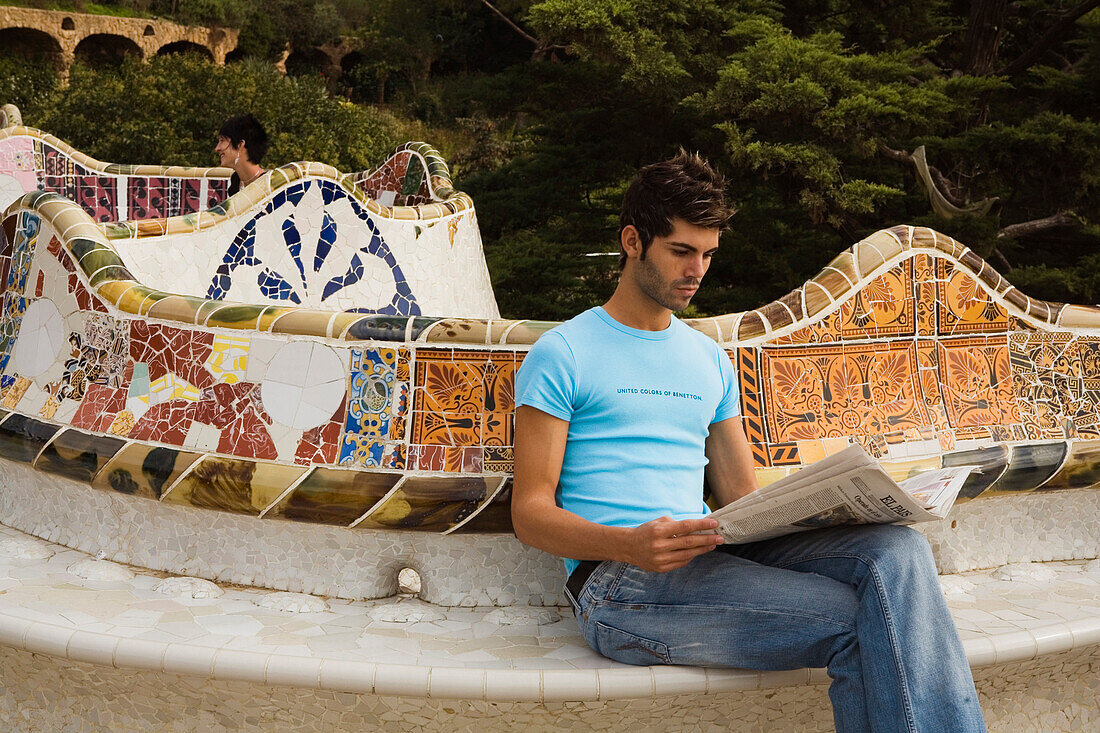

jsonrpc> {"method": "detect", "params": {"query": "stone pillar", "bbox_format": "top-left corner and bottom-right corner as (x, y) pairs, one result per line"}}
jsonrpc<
(58, 46), (75, 85)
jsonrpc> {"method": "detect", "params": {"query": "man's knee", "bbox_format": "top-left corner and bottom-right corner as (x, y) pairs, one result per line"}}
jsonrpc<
(854, 524), (936, 570)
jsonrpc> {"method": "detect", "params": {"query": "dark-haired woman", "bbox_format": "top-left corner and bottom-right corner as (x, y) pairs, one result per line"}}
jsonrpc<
(214, 114), (269, 197)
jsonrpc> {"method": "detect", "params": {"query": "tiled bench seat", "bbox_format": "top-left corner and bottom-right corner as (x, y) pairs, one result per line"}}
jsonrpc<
(0, 522), (1096, 732)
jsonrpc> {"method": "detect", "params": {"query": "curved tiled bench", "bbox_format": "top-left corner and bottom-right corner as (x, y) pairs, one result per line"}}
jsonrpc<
(0, 104), (447, 226)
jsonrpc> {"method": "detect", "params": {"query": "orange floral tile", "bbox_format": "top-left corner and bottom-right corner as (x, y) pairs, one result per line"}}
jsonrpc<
(760, 342), (926, 443)
(443, 445), (465, 472)
(481, 412), (514, 446)
(396, 347), (410, 381)
(411, 410), (480, 447)
(916, 340), (949, 433)
(937, 336), (1014, 431)
(773, 310), (842, 345)
(1009, 316), (1036, 332)
(839, 261), (914, 340)
(412, 349), (516, 445)
(936, 259), (1008, 335)
(914, 254), (936, 336)
(1077, 339), (1100, 436)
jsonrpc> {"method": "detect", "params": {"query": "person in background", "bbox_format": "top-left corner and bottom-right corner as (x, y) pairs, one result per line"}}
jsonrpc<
(215, 114), (269, 197)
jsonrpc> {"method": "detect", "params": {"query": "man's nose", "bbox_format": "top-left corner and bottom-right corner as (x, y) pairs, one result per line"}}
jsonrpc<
(686, 254), (707, 278)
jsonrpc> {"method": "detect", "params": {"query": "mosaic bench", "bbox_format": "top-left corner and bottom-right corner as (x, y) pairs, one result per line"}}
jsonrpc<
(0, 103), (439, 222)
(0, 123), (1097, 728)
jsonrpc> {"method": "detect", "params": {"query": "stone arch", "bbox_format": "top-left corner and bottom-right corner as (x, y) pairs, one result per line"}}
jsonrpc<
(143, 24), (155, 37)
(339, 51), (376, 102)
(61, 17), (75, 31)
(285, 47), (333, 78)
(156, 40), (213, 60)
(0, 27), (65, 70)
(74, 33), (143, 66)
(339, 50), (364, 75)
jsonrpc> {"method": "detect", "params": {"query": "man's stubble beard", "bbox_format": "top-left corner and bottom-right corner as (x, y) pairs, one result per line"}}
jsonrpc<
(633, 254), (699, 313)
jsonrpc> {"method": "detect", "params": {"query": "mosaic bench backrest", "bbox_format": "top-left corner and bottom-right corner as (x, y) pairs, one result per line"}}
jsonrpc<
(95, 159), (498, 317)
(0, 106), (438, 222)
(0, 125), (231, 221)
(0, 207), (1098, 536)
(350, 146), (435, 208)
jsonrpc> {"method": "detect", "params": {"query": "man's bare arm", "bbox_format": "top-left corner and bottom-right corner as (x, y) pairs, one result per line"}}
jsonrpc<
(511, 405), (722, 573)
(705, 416), (760, 507)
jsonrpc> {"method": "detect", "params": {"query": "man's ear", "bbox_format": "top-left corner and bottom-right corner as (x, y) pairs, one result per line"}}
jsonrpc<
(620, 225), (643, 260)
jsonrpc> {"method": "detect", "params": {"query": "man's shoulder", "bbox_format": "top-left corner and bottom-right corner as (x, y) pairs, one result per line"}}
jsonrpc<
(538, 308), (604, 345)
(670, 316), (724, 352)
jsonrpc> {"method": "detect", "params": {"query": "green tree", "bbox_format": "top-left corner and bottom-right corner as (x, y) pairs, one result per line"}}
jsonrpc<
(0, 55), (59, 120)
(463, 0), (1100, 317)
(35, 55), (408, 172)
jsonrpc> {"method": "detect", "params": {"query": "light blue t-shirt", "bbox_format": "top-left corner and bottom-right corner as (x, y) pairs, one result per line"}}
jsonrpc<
(514, 307), (741, 574)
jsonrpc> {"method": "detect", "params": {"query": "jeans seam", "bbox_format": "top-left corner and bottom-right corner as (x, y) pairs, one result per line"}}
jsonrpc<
(597, 599), (855, 632)
(866, 559), (917, 733)
(597, 561), (629, 601)
(772, 549), (918, 733)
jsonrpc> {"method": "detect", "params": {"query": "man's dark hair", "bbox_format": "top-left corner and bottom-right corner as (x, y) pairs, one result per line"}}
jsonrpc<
(218, 114), (269, 164)
(618, 149), (734, 268)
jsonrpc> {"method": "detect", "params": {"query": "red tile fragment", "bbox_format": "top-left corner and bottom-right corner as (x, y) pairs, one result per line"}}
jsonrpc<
(71, 383), (126, 432)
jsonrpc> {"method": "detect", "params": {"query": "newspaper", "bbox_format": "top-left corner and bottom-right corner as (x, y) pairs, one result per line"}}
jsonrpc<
(708, 444), (975, 544)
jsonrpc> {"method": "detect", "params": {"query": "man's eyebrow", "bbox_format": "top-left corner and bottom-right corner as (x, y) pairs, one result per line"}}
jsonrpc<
(667, 240), (720, 252)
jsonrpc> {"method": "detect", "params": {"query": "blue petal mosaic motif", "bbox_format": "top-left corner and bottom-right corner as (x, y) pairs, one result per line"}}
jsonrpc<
(206, 181), (420, 315)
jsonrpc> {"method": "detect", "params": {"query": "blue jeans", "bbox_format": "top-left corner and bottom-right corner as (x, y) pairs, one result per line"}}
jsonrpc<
(566, 524), (985, 733)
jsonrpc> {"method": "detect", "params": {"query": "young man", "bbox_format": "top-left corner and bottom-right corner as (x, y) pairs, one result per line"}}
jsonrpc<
(511, 151), (986, 732)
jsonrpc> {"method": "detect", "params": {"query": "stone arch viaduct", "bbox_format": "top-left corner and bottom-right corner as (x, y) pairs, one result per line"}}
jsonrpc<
(0, 6), (238, 79)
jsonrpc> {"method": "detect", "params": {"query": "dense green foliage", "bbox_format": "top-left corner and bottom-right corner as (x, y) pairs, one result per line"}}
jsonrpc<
(0, 55), (58, 118)
(11, 55), (407, 172)
(1, 0), (1098, 318)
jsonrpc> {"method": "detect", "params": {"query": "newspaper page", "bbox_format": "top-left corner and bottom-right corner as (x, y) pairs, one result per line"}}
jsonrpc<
(708, 444), (974, 544)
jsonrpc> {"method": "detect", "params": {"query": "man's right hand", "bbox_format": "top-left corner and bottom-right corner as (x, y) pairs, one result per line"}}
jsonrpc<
(623, 516), (724, 573)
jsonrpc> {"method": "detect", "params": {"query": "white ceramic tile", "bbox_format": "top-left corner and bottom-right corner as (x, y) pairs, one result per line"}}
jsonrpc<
(539, 668), (599, 702)
(428, 666), (485, 699)
(61, 630), (119, 667)
(469, 669), (537, 702)
(991, 629), (1039, 664)
(264, 654), (322, 688)
(705, 666), (769, 693)
(161, 641), (217, 677)
(0, 615), (34, 649)
(595, 666), (654, 699)
(211, 648), (268, 683)
(372, 663), (430, 697)
(1030, 622), (1077, 657)
(317, 659), (377, 693)
(22, 622), (74, 658)
(962, 636), (998, 668)
(113, 638), (168, 671)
